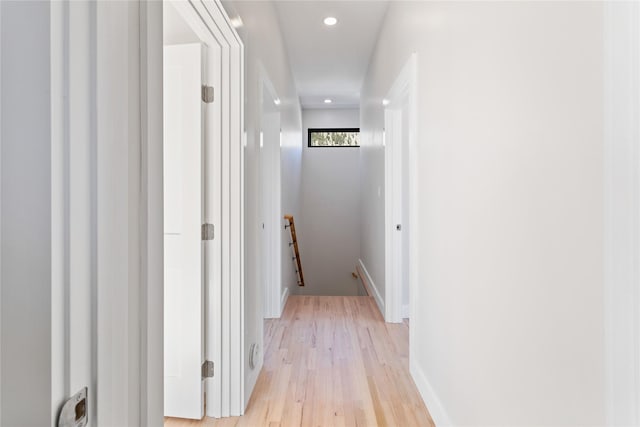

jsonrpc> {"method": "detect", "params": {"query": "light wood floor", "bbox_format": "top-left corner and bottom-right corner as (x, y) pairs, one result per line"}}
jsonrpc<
(165, 296), (434, 427)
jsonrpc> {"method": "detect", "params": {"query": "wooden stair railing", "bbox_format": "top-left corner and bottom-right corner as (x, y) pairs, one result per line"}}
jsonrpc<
(284, 215), (305, 287)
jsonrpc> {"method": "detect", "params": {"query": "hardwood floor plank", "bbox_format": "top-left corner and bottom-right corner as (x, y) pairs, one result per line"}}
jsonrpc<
(165, 296), (434, 427)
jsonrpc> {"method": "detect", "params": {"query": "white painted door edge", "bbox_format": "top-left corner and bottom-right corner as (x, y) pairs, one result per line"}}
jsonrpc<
(163, 42), (205, 420)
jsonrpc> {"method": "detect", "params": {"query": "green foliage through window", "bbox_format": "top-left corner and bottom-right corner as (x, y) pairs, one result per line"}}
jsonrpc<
(308, 128), (360, 147)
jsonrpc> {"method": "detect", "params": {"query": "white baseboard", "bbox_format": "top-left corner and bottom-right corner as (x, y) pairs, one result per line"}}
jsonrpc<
(280, 287), (290, 315)
(410, 358), (453, 426)
(358, 259), (384, 317)
(402, 304), (410, 319)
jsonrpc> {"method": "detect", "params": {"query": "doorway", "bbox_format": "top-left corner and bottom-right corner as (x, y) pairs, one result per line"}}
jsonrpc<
(162, 1), (218, 419)
(259, 68), (283, 320)
(160, 0), (243, 420)
(384, 54), (417, 324)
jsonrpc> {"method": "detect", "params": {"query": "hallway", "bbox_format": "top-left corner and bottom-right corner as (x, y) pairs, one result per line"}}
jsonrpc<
(165, 296), (434, 426)
(3, 1), (640, 425)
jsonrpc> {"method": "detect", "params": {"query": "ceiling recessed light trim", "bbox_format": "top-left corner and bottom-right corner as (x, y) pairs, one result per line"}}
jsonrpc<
(324, 99), (333, 104)
(323, 16), (337, 26)
(274, 98), (281, 105)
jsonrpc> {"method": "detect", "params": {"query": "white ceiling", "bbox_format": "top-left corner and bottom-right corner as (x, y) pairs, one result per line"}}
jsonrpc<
(273, 1), (389, 109)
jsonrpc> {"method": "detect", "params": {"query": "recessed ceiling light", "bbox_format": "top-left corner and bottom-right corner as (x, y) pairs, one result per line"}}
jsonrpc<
(324, 16), (337, 26)
(324, 99), (332, 104)
(230, 16), (243, 28)
(274, 98), (281, 105)
(382, 99), (390, 106)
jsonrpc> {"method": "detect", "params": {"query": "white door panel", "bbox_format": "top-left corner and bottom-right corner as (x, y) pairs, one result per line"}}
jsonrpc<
(163, 43), (204, 420)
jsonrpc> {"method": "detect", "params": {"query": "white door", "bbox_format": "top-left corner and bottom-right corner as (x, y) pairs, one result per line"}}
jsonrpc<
(385, 106), (406, 323)
(163, 43), (205, 420)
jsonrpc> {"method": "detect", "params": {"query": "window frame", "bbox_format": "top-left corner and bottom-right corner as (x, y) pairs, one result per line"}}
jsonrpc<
(307, 127), (360, 148)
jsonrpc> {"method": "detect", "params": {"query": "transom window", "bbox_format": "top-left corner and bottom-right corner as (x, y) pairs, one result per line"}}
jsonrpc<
(308, 128), (360, 147)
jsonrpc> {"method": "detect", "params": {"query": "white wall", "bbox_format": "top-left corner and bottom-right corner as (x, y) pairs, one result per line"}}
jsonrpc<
(221, 0), (303, 408)
(298, 109), (361, 296)
(362, 2), (605, 425)
(359, 112), (385, 306)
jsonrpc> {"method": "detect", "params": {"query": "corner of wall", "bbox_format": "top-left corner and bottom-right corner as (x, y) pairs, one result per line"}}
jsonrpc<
(409, 358), (454, 427)
(358, 259), (384, 317)
(244, 356), (262, 411)
(280, 286), (290, 314)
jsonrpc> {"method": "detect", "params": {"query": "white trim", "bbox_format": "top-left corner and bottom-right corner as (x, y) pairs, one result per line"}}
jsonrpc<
(410, 359), (453, 427)
(0, 1), (3, 420)
(95, 2), (142, 424)
(139, 1), (164, 424)
(384, 54), (417, 324)
(280, 287), (289, 315)
(228, 8), (244, 416)
(604, 2), (640, 425)
(401, 304), (409, 319)
(358, 259), (384, 317)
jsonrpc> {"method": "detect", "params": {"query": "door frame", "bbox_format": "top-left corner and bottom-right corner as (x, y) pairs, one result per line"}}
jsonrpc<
(384, 54), (417, 324)
(258, 63), (283, 319)
(140, 0), (245, 419)
(162, 1), (225, 418)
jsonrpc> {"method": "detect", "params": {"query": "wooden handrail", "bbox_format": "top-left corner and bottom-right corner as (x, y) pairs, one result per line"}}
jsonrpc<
(284, 215), (305, 287)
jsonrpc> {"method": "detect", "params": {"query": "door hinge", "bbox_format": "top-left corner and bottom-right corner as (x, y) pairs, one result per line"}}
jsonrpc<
(202, 360), (214, 378)
(202, 223), (214, 241)
(201, 85), (214, 103)
(57, 387), (88, 427)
